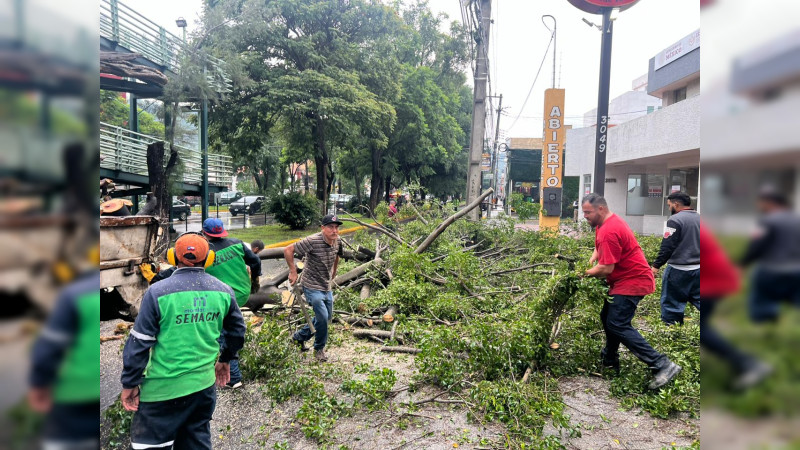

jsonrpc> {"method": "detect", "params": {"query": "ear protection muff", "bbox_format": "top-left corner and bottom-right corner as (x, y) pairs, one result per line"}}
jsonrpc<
(168, 232), (215, 268)
(167, 248), (216, 268)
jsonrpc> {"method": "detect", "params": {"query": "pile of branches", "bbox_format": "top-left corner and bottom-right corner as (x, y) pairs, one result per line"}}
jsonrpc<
(244, 190), (699, 444)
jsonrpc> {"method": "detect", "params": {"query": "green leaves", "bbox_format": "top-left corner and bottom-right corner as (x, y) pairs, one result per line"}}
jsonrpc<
(267, 192), (321, 229)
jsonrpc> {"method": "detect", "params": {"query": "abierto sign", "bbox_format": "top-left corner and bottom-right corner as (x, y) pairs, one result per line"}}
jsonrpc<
(539, 89), (566, 228)
(654, 29), (700, 71)
(541, 89), (565, 189)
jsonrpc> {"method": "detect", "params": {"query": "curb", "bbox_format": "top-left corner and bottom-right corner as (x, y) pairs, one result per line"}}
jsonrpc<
(264, 222), (375, 249)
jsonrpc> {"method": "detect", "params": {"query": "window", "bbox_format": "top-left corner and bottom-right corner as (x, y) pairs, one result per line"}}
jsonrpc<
(627, 173), (665, 216)
(674, 87), (687, 103)
(668, 167), (699, 207)
(583, 174), (592, 196)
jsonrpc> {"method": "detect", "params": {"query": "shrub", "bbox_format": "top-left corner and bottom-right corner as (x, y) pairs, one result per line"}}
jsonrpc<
(267, 192), (321, 229)
(344, 195), (367, 214)
(509, 192), (541, 222)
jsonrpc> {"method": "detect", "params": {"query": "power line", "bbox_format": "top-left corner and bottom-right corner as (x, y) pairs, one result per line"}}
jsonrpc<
(505, 108), (660, 120)
(507, 30), (554, 132)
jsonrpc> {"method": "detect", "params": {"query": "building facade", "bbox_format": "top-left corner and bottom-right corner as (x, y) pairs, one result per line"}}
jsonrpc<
(566, 30), (700, 235)
(504, 138), (543, 205)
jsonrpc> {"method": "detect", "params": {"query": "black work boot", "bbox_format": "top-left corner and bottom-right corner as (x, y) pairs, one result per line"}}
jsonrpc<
(292, 336), (309, 352)
(600, 347), (620, 375)
(649, 360), (682, 390)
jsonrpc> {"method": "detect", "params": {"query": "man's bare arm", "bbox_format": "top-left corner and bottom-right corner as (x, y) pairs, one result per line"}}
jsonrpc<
(284, 244), (298, 284)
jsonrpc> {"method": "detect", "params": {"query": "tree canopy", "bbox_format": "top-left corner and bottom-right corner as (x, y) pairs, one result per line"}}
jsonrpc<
(204, 0), (472, 212)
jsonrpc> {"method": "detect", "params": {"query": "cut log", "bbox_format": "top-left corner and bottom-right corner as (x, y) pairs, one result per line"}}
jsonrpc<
(379, 346), (421, 354)
(258, 247), (286, 260)
(260, 269), (290, 288)
(342, 317), (375, 327)
(245, 286), (285, 312)
(341, 249), (372, 262)
(521, 367), (532, 384)
(333, 258), (383, 286)
(100, 335), (124, 342)
(382, 306), (397, 323)
(359, 283), (371, 301)
(352, 329), (404, 344)
(414, 188), (493, 254)
(389, 320), (398, 341)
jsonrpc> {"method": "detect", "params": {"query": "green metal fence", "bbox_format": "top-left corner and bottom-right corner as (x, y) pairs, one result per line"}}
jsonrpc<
(99, 122), (231, 186)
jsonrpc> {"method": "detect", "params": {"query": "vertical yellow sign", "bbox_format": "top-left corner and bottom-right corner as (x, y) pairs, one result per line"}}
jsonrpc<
(539, 88), (565, 231)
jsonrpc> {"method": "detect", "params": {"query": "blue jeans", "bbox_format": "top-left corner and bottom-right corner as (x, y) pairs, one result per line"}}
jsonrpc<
(701, 299), (756, 373)
(293, 287), (334, 350)
(217, 331), (242, 384)
(601, 295), (667, 370)
(660, 266), (700, 325)
(748, 267), (800, 323)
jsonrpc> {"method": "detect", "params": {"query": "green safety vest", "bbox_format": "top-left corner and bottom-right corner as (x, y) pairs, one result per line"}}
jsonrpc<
(54, 291), (100, 403)
(206, 243), (251, 307)
(140, 289), (231, 402)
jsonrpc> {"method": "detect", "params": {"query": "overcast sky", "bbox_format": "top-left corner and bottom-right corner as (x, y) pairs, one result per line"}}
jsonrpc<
(121, 0), (700, 138)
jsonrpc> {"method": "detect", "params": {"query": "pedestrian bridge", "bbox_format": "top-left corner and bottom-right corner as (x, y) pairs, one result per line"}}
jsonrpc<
(100, 122), (232, 195)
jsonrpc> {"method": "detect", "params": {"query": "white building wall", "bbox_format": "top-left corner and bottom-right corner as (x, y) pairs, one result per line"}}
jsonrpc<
(565, 94), (700, 235)
(582, 90), (662, 128)
(608, 94), (700, 164)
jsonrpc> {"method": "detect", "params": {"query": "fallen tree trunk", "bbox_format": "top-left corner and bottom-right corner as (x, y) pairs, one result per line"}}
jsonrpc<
(261, 269), (290, 287)
(352, 329), (404, 344)
(245, 287), (284, 312)
(380, 346), (420, 354)
(333, 258), (384, 286)
(258, 248), (287, 260)
(414, 188), (493, 254)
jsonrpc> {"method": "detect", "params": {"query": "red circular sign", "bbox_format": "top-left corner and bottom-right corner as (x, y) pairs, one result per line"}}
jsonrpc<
(566, 0), (640, 14)
(585, 0), (639, 6)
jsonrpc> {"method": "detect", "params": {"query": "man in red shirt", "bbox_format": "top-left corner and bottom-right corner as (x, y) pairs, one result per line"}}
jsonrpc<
(582, 194), (682, 389)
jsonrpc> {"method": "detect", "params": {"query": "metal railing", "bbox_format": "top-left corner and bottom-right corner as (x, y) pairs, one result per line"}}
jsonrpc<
(99, 122), (231, 186)
(99, 0), (231, 93)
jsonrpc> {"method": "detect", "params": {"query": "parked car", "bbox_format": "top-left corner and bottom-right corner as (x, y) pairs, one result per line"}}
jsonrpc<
(217, 190), (242, 205)
(229, 196), (265, 216)
(329, 194), (353, 212)
(172, 200), (191, 221)
(179, 195), (201, 206)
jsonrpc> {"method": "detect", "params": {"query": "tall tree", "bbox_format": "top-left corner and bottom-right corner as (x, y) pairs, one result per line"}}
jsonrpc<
(205, 0), (400, 214)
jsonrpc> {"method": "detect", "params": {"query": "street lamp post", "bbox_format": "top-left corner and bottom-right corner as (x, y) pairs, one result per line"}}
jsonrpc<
(175, 17), (187, 43)
(567, 0), (640, 196)
(590, 9), (612, 196)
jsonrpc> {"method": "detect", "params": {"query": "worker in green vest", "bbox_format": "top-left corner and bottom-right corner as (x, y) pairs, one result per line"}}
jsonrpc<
(121, 233), (245, 449)
(201, 218), (261, 388)
(28, 271), (100, 449)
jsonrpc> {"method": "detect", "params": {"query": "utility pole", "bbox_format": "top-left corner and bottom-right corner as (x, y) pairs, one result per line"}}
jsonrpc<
(465, 0), (492, 221)
(592, 8), (613, 196)
(489, 94), (502, 209)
